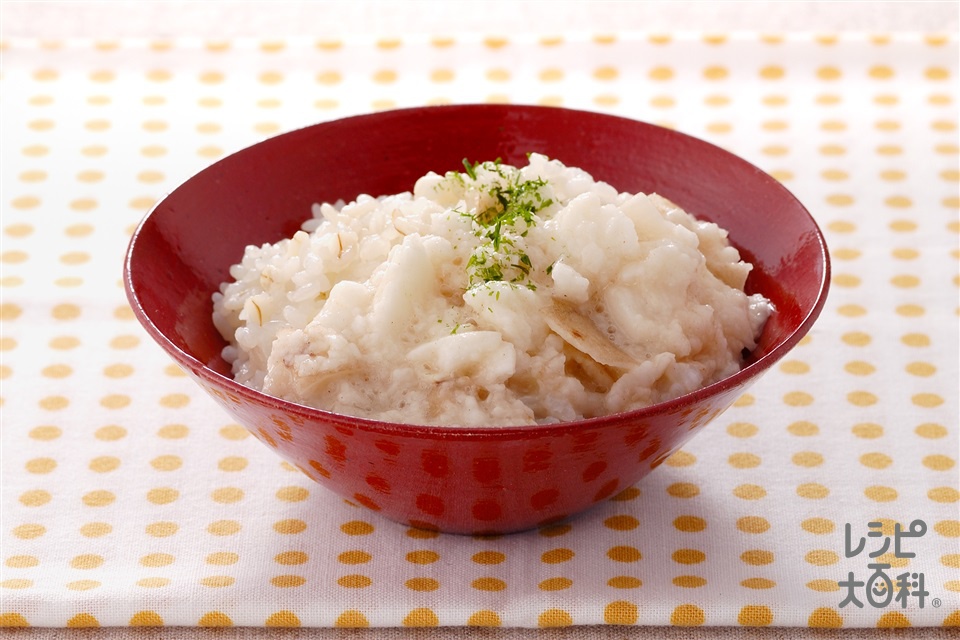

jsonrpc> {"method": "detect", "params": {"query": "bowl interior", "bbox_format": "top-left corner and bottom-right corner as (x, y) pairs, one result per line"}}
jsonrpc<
(126, 104), (829, 414)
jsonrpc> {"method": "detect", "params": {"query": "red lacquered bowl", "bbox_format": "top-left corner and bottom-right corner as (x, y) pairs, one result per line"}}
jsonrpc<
(124, 105), (829, 534)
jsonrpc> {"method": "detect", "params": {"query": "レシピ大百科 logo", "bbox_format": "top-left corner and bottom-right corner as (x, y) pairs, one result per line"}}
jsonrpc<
(838, 520), (936, 609)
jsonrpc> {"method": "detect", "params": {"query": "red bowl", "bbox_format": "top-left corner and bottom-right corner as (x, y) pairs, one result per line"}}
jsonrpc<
(124, 105), (829, 534)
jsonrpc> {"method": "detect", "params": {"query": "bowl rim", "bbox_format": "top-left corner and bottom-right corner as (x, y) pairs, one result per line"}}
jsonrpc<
(124, 103), (831, 439)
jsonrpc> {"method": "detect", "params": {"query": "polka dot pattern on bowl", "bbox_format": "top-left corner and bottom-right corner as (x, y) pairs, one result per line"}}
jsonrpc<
(1, 32), (957, 629)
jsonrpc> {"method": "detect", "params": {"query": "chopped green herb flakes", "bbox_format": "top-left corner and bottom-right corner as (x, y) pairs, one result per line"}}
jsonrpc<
(458, 158), (552, 290)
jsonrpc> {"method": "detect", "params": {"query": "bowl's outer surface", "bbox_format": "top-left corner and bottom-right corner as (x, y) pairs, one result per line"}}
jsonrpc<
(125, 104), (829, 534)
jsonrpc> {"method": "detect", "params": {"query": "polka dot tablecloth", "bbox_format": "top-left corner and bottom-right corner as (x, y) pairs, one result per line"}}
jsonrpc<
(1, 31), (958, 630)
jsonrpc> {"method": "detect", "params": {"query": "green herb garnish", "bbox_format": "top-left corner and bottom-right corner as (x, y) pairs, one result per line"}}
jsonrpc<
(459, 159), (553, 290)
(462, 158), (478, 180)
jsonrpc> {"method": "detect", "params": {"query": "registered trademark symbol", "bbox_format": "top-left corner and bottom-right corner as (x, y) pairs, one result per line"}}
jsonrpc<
(932, 598), (942, 608)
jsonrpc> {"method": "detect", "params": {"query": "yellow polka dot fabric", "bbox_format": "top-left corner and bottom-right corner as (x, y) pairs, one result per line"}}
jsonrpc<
(1, 33), (957, 629)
